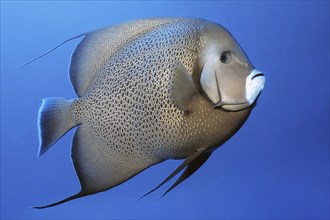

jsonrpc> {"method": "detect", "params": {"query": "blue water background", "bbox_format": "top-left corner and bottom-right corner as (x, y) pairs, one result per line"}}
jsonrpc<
(1, 1), (329, 219)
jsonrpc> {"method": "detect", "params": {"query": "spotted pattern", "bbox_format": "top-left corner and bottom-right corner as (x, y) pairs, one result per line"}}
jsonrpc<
(71, 19), (248, 170)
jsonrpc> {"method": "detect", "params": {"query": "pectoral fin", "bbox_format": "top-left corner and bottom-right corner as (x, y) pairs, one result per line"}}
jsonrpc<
(171, 62), (198, 111)
(140, 150), (211, 199)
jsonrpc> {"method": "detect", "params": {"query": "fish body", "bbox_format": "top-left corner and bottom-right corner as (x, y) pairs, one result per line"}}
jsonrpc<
(36, 17), (265, 208)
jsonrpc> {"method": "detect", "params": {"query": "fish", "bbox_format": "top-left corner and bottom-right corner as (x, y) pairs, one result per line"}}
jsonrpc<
(34, 17), (265, 208)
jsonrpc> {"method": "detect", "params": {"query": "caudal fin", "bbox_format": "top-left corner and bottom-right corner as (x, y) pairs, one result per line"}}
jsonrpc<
(38, 97), (78, 156)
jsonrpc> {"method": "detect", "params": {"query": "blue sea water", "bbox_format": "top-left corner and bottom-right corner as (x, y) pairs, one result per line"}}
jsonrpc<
(1, 1), (329, 219)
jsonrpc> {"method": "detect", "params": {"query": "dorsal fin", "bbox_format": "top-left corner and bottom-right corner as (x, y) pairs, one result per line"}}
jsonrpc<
(70, 17), (183, 97)
(20, 33), (86, 68)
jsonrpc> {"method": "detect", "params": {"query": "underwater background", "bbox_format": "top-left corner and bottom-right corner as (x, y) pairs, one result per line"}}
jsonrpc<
(1, 1), (329, 219)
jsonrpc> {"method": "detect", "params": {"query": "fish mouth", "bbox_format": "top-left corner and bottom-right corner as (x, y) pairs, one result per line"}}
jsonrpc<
(245, 69), (265, 105)
(252, 73), (265, 80)
(214, 69), (265, 112)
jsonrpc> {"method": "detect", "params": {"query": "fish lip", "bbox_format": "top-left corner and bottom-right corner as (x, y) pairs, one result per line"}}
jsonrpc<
(214, 101), (247, 107)
(247, 69), (266, 86)
(214, 101), (251, 112)
(252, 73), (265, 80)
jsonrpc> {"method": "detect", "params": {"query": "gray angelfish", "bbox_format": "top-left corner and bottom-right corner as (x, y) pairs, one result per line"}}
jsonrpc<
(34, 17), (265, 208)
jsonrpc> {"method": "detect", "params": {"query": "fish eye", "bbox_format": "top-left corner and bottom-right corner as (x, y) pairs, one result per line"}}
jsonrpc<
(220, 51), (232, 64)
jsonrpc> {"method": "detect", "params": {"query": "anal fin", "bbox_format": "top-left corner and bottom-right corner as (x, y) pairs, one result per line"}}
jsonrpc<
(35, 124), (157, 208)
(33, 192), (87, 209)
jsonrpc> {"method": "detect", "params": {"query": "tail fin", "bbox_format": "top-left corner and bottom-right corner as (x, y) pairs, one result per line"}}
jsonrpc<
(38, 97), (78, 157)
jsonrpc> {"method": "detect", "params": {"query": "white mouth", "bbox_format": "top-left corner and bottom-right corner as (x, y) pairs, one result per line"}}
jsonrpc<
(215, 69), (265, 111)
(245, 69), (265, 105)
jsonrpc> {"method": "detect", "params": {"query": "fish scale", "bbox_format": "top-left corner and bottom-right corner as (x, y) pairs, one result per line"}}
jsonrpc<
(83, 51), (198, 155)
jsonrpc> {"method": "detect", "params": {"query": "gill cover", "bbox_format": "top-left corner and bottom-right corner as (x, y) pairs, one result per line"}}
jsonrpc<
(200, 58), (221, 104)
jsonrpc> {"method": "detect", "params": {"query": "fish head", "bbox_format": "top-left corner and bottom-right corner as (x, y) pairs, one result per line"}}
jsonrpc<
(199, 22), (265, 111)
